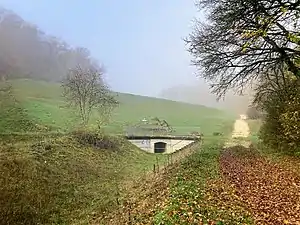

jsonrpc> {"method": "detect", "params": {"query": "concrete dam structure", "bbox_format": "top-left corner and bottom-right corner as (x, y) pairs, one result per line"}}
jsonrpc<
(126, 135), (200, 154)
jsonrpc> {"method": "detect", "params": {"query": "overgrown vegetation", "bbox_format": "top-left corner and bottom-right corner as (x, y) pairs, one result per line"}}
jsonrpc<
(0, 70), (235, 224)
(4, 0), (300, 223)
(0, 133), (169, 225)
(126, 117), (176, 136)
(0, 78), (234, 224)
(257, 78), (300, 154)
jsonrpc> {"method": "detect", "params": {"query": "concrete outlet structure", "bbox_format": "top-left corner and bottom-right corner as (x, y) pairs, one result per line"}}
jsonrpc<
(126, 135), (200, 154)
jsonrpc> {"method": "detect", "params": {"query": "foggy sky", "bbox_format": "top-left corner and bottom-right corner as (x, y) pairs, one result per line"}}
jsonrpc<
(0, 0), (201, 97)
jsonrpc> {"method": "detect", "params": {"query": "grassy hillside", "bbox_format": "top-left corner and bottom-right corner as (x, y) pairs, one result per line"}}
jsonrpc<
(7, 79), (234, 135)
(0, 132), (170, 224)
(0, 79), (237, 224)
(99, 124), (246, 224)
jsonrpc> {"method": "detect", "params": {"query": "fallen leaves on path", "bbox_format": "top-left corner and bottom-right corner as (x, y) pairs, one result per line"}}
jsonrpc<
(150, 142), (253, 225)
(220, 146), (300, 224)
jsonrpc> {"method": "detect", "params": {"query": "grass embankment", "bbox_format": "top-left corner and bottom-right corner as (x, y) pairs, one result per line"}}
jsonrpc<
(0, 132), (168, 225)
(1, 79), (237, 224)
(100, 120), (254, 225)
(7, 79), (233, 135)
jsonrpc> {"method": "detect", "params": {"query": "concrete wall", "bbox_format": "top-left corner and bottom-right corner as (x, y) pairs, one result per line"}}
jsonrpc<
(128, 138), (195, 154)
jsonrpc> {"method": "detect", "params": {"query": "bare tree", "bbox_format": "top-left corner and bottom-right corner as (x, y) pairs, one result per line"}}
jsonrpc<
(186, 0), (300, 98)
(61, 66), (118, 126)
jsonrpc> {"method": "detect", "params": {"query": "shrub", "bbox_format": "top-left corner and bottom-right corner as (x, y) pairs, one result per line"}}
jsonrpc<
(258, 80), (300, 153)
(71, 129), (120, 150)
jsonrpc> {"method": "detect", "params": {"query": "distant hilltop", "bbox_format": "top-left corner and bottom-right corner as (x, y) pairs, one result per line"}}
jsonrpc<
(159, 82), (254, 114)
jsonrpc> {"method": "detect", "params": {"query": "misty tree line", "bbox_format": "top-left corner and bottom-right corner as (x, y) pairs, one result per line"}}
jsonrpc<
(0, 7), (100, 82)
(0, 7), (118, 129)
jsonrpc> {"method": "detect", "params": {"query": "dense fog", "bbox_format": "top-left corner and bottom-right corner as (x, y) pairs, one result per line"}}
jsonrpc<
(160, 82), (253, 114)
(0, 7), (101, 82)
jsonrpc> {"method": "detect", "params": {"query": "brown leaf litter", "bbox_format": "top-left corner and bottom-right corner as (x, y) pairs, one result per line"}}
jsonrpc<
(220, 145), (300, 224)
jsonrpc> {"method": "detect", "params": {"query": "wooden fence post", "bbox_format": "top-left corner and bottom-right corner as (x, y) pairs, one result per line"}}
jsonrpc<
(128, 202), (132, 224)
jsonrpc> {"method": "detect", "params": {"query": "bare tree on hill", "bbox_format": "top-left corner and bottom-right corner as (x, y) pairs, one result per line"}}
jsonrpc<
(61, 66), (118, 126)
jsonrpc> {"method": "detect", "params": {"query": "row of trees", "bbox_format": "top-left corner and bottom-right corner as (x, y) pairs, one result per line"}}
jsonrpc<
(0, 7), (100, 82)
(187, 0), (300, 153)
(0, 7), (118, 130)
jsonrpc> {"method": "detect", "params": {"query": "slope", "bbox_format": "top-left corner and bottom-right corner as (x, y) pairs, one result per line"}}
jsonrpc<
(0, 132), (169, 225)
(6, 79), (234, 135)
(0, 79), (238, 224)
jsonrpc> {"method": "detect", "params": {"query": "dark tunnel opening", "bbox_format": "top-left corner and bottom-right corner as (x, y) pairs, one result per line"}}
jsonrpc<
(154, 142), (166, 153)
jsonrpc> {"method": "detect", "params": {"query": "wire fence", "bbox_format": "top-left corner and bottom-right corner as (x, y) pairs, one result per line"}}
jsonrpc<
(99, 140), (202, 224)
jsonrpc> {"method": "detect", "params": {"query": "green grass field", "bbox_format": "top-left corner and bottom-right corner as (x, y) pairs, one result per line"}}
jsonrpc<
(7, 79), (235, 135)
(0, 79), (237, 224)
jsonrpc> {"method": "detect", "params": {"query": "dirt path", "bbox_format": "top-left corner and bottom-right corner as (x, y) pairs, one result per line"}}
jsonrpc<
(225, 114), (250, 147)
(221, 116), (300, 224)
(231, 114), (250, 138)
